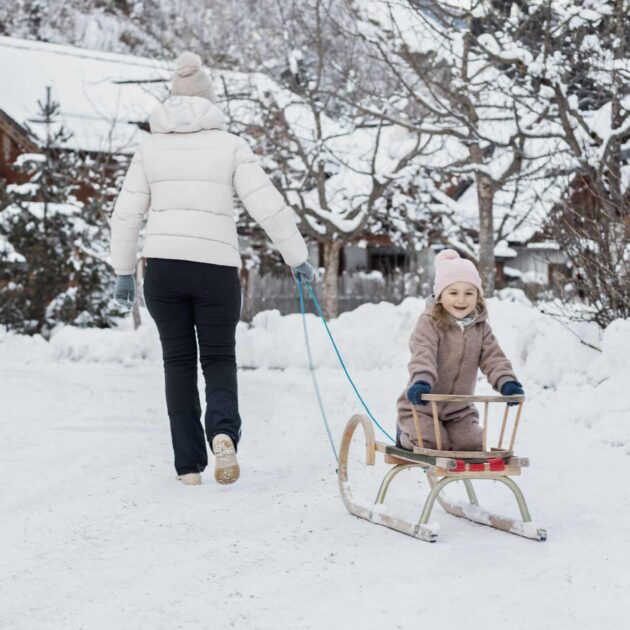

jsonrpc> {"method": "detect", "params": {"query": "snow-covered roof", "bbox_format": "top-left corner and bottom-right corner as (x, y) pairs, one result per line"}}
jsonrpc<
(525, 240), (562, 250)
(494, 241), (517, 259)
(0, 37), (171, 154)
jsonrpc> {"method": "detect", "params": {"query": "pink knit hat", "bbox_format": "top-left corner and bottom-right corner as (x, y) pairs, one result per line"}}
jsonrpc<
(433, 249), (483, 297)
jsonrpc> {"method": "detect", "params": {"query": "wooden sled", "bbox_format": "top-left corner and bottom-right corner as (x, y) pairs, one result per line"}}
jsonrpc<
(338, 395), (547, 543)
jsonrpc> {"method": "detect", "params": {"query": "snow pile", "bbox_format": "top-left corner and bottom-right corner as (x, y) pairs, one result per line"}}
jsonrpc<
(236, 298), (419, 371)
(562, 319), (630, 449)
(0, 292), (611, 387)
(0, 313), (161, 365)
(236, 293), (630, 452)
(0, 325), (54, 363)
(236, 292), (605, 394)
(588, 319), (630, 383)
(49, 321), (161, 365)
(1, 293), (626, 450)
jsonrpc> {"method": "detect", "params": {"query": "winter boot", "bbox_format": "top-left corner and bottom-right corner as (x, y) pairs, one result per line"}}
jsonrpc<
(212, 434), (240, 485)
(177, 472), (202, 486)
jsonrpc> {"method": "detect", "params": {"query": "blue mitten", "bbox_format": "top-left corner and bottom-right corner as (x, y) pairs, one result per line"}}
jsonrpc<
(501, 380), (524, 406)
(114, 274), (135, 311)
(407, 381), (432, 406)
(291, 260), (316, 283)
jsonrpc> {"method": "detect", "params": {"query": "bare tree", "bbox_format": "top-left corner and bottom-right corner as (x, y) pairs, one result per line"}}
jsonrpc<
(532, 0), (630, 326)
(228, 0), (429, 317)
(346, 0), (567, 294)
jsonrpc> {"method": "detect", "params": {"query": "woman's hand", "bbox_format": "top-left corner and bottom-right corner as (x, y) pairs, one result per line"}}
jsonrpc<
(291, 261), (316, 283)
(114, 274), (136, 311)
(407, 381), (432, 406)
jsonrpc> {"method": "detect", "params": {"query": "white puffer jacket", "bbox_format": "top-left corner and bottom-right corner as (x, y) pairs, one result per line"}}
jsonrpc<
(109, 96), (308, 275)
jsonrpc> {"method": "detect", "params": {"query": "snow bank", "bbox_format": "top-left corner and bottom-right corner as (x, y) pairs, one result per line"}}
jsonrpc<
(0, 293), (612, 385)
(236, 298), (419, 371)
(49, 322), (161, 365)
(237, 295), (627, 450)
(0, 325), (54, 363)
(0, 311), (161, 365)
(236, 292), (606, 393)
(1, 293), (626, 449)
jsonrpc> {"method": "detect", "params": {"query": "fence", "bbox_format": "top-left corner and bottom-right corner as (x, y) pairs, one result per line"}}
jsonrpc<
(240, 270), (425, 321)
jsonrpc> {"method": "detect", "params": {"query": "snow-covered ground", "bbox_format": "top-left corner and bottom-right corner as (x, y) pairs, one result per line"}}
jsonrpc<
(1, 294), (629, 629)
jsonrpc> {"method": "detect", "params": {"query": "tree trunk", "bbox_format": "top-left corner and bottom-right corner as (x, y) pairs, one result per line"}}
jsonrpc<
(607, 2), (626, 272)
(476, 172), (496, 295)
(323, 239), (342, 319)
(239, 267), (252, 323)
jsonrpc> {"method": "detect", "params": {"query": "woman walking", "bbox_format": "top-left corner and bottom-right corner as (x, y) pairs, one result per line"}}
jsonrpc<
(110, 52), (314, 486)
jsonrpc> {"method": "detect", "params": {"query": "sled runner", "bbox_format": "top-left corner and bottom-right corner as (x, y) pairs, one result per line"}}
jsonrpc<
(338, 394), (547, 543)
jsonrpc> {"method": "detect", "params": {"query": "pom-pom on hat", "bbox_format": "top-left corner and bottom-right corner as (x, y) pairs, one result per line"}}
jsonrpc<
(171, 51), (217, 103)
(433, 249), (483, 298)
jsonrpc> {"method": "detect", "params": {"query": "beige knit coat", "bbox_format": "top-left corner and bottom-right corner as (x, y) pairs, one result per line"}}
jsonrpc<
(109, 95), (308, 275)
(396, 299), (517, 446)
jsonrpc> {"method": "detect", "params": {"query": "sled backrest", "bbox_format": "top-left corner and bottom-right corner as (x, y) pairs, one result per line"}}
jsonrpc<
(412, 394), (525, 452)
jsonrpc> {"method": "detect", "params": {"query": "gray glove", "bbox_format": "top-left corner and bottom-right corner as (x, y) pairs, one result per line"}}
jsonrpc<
(291, 260), (316, 283)
(114, 274), (135, 310)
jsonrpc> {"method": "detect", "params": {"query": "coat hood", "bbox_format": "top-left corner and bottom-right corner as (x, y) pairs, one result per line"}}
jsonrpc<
(149, 95), (226, 134)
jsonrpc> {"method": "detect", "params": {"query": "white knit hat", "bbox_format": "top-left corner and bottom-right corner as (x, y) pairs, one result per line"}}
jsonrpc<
(433, 249), (483, 297)
(171, 52), (217, 103)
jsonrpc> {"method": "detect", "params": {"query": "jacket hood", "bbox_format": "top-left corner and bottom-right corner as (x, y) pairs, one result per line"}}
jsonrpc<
(149, 95), (226, 134)
(421, 296), (488, 325)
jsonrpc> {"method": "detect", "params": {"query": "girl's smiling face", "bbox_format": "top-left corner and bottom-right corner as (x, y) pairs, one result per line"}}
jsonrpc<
(439, 282), (479, 319)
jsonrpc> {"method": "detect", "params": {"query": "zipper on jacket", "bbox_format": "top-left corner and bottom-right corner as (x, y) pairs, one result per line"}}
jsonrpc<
(449, 327), (469, 395)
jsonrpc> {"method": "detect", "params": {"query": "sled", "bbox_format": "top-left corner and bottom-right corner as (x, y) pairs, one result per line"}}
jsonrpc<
(338, 394), (547, 543)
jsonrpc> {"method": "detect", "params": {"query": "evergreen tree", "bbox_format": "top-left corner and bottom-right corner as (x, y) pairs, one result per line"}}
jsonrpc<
(0, 87), (125, 336)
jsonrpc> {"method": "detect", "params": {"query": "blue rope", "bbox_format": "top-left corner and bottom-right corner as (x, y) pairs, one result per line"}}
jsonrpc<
(297, 278), (395, 446)
(297, 278), (339, 462)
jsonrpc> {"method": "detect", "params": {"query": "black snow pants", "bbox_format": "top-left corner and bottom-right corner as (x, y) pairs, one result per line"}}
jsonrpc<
(143, 258), (242, 475)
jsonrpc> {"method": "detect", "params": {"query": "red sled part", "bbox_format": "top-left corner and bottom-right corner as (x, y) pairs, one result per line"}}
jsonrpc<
(488, 457), (506, 471)
(452, 459), (466, 472)
(469, 463), (485, 472)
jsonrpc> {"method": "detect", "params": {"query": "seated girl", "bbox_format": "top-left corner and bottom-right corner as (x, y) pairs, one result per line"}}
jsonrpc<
(396, 249), (524, 451)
